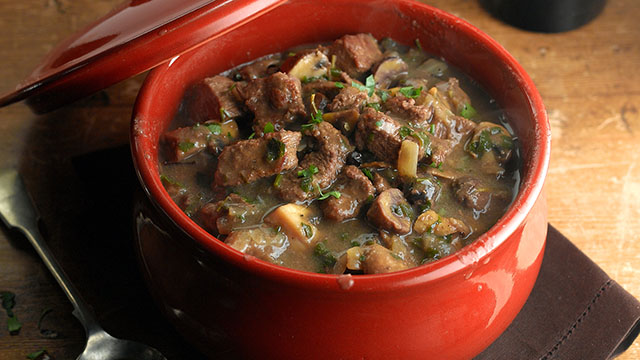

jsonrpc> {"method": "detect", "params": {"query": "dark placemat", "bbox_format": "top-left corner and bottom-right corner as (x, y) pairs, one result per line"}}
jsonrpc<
(64, 147), (640, 358)
(476, 226), (640, 359)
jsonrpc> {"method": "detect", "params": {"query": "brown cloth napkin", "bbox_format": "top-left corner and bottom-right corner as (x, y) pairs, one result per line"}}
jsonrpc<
(475, 225), (640, 359)
(69, 147), (640, 359)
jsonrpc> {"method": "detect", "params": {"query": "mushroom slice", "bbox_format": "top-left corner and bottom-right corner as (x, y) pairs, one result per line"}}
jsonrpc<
(361, 244), (409, 274)
(281, 50), (330, 81)
(413, 210), (470, 238)
(466, 122), (514, 165)
(373, 55), (408, 89)
(366, 188), (413, 235)
(322, 109), (360, 136)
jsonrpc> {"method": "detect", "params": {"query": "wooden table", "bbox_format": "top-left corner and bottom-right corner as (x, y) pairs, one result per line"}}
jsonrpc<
(0, 0), (638, 358)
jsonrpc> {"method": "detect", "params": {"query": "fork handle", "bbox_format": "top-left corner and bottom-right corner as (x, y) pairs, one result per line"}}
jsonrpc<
(0, 171), (102, 335)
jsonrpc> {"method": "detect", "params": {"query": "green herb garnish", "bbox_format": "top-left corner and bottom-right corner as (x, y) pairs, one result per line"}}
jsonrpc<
(335, 82), (345, 89)
(297, 164), (319, 192)
(468, 129), (493, 156)
(266, 138), (285, 162)
(318, 190), (341, 200)
(263, 122), (275, 134)
(1, 291), (21, 334)
(352, 75), (376, 96)
(206, 123), (222, 135)
(366, 102), (381, 111)
(361, 168), (374, 180)
(248, 132), (256, 139)
(314, 242), (337, 267)
(26, 350), (46, 360)
(460, 103), (477, 119)
(178, 142), (195, 153)
(301, 223), (314, 238)
(399, 86), (422, 99)
(375, 120), (383, 127)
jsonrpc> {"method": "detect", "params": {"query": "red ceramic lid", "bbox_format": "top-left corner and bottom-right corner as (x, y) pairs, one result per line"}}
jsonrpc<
(0, 0), (286, 113)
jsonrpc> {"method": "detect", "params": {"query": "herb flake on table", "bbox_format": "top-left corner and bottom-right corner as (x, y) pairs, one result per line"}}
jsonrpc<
(1, 291), (22, 334)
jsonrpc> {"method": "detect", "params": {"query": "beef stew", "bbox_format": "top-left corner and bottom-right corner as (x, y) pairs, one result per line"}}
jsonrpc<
(158, 34), (520, 274)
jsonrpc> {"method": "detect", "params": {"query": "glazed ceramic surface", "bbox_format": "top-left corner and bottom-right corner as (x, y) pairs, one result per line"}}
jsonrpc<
(131, 0), (550, 358)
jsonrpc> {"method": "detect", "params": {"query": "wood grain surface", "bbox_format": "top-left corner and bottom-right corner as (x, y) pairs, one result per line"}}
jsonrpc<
(0, 0), (638, 359)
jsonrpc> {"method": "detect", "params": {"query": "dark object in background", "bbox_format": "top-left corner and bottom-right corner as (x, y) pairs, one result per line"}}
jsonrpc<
(479, 0), (607, 33)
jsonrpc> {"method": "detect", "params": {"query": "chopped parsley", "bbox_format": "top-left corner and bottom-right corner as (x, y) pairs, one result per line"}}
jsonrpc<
(399, 126), (414, 139)
(206, 123), (222, 135)
(375, 120), (383, 127)
(317, 190), (341, 200)
(460, 103), (477, 119)
(266, 138), (285, 162)
(467, 129), (493, 156)
(429, 124), (436, 134)
(335, 82), (345, 89)
(297, 164), (319, 192)
(366, 102), (381, 111)
(377, 89), (390, 102)
(178, 142), (195, 153)
(399, 86), (422, 99)
(302, 93), (324, 130)
(391, 203), (414, 219)
(302, 75), (326, 84)
(314, 242), (337, 267)
(361, 168), (374, 180)
(26, 350), (47, 360)
(263, 122), (275, 134)
(248, 132), (256, 139)
(352, 75), (376, 96)
(1, 291), (21, 334)
(430, 161), (443, 170)
(301, 222), (314, 238)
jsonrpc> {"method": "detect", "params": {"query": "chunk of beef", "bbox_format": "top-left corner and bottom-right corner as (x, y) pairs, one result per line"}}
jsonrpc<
(320, 165), (375, 222)
(199, 193), (259, 235)
(225, 226), (289, 263)
(355, 107), (403, 161)
(366, 188), (412, 235)
(236, 55), (281, 80)
(329, 33), (383, 78)
(302, 80), (342, 100)
(328, 86), (370, 112)
(214, 130), (301, 186)
(435, 77), (472, 116)
(384, 95), (433, 127)
(361, 243), (408, 274)
(427, 135), (455, 165)
(163, 120), (239, 162)
(372, 172), (391, 194)
(239, 72), (306, 135)
(424, 86), (476, 142)
(187, 75), (244, 123)
(277, 122), (352, 202)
